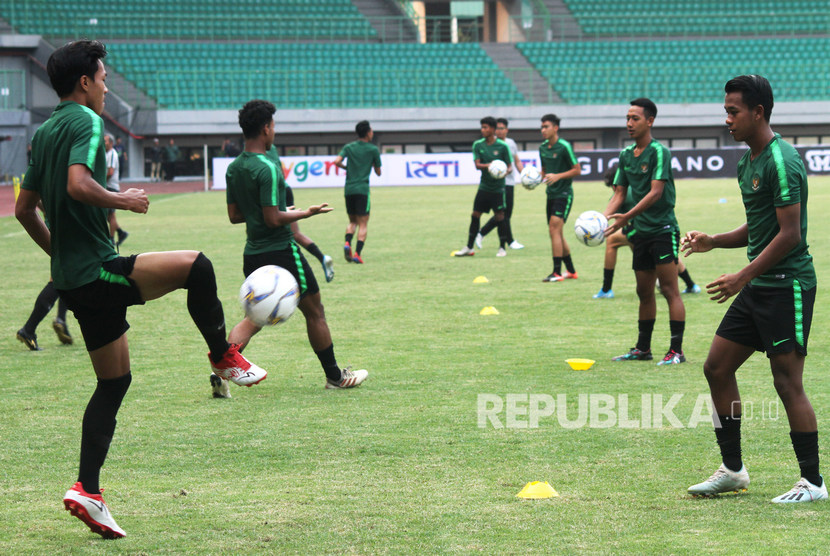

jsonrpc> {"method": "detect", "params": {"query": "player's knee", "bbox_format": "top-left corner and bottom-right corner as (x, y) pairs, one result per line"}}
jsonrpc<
(184, 252), (215, 290)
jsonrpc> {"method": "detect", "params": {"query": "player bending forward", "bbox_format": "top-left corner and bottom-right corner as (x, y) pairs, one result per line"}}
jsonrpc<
(684, 75), (825, 503)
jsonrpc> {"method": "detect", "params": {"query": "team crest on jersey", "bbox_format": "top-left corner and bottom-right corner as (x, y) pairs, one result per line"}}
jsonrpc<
(752, 173), (761, 190)
(641, 164), (648, 173)
(553, 153), (558, 158)
(492, 150), (499, 155)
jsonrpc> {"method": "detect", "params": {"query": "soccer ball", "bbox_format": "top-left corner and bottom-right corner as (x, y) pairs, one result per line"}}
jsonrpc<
(239, 265), (300, 327)
(488, 159), (508, 179)
(520, 166), (543, 190)
(574, 210), (608, 247)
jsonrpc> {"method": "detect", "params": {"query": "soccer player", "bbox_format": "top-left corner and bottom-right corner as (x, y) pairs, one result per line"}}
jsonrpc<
(104, 133), (128, 248)
(221, 99), (368, 391)
(539, 114), (581, 280)
(333, 120), (381, 264)
(595, 168), (700, 299)
(476, 117), (524, 251)
(15, 40), (266, 539)
(454, 116), (512, 257)
(684, 75), (825, 502)
(286, 183), (335, 283)
(604, 98), (686, 365)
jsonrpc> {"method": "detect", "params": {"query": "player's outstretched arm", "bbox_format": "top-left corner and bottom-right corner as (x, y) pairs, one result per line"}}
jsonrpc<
(15, 188), (51, 255)
(262, 203), (332, 228)
(682, 223), (749, 257)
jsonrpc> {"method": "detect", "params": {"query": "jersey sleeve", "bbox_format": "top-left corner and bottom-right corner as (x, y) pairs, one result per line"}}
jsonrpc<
(373, 146), (381, 168)
(651, 145), (671, 182)
(225, 164), (238, 205)
(68, 112), (103, 172)
(500, 144), (512, 165)
(613, 155), (628, 188)
(472, 141), (482, 162)
(258, 161), (282, 208)
(770, 148), (804, 207)
(563, 140), (578, 166)
(338, 144), (349, 159)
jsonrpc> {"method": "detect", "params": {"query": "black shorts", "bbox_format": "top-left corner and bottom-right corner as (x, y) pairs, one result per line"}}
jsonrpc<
(473, 190), (505, 214)
(345, 194), (370, 216)
(243, 243), (319, 298)
(630, 229), (679, 271)
(57, 255), (145, 351)
(716, 282), (815, 356)
(285, 185), (294, 207)
(546, 194), (573, 223)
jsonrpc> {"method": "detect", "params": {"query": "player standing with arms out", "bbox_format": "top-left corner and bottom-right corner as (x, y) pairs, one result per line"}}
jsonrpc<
(476, 117), (524, 251)
(334, 120), (381, 264)
(454, 116), (512, 257)
(595, 168), (700, 299)
(15, 40), (266, 539)
(220, 100), (368, 391)
(684, 75), (825, 502)
(539, 114), (581, 281)
(605, 98), (686, 365)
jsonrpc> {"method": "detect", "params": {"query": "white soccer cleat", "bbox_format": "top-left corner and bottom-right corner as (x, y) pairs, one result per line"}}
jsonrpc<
(322, 255), (335, 283)
(771, 477), (828, 503)
(475, 233), (483, 249)
(326, 367), (369, 389)
(509, 240), (524, 250)
(454, 246), (475, 257)
(63, 482), (126, 539)
(688, 464), (750, 496)
(496, 247), (507, 257)
(209, 343), (267, 387)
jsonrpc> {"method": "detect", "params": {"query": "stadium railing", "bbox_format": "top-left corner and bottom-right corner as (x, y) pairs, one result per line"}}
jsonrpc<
(0, 70), (26, 110)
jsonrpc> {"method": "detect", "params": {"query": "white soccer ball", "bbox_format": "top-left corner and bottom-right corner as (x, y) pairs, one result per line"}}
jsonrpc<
(239, 265), (300, 327)
(520, 166), (543, 190)
(574, 210), (608, 247)
(488, 159), (508, 179)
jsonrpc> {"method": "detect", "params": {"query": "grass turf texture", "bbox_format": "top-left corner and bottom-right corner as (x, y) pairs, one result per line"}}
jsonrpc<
(2, 178), (829, 553)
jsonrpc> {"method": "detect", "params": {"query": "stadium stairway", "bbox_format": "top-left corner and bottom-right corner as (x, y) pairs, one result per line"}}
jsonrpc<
(480, 43), (560, 104)
(351, 0), (418, 42)
(540, 0), (582, 40)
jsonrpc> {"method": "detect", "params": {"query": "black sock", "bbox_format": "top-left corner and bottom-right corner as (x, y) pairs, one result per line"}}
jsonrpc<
(24, 281), (59, 335)
(185, 253), (229, 362)
(791, 431), (822, 486)
(553, 257), (562, 275)
(57, 298), (68, 322)
(345, 233), (353, 246)
(679, 269), (695, 289)
(304, 242), (325, 264)
(636, 319), (655, 352)
(315, 343), (342, 381)
(715, 414), (743, 472)
(602, 268), (615, 292)
(563, 254), (576, 274)
(467, 216), (480, 249)
(356, 240), (364, 256)
(497, 219), (509, 249)
(480, 217), (496, 237)
(669, 320), (685, 353)
(78, 373), (132, 494)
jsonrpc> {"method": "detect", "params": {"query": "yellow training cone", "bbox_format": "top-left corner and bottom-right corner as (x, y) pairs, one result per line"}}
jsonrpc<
(473, 276), (489, 284)
(479, 306), (499, 315)
(516, 481), (559, 499)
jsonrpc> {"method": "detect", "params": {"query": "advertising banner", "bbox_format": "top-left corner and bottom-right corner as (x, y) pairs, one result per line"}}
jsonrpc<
(212, 145), (829, 190)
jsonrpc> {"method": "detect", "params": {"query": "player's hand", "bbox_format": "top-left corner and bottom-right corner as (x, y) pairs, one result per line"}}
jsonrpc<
(543, 173), (558, 185)
(604, 213), (627, 236)
(706, 272), (746, 303)
(307, 203), (333, 216)
(681, 230), (714, 256)
(122, 188), (149, 214)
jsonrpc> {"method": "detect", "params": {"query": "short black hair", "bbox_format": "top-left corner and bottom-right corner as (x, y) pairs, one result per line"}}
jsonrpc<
(238, 99), (276, 139)
(630, 98), (657, 120)
(603, 167), (617, 188)
(356, 120), (371, 138)
(725, 75), (774, 122)
(47, 39), (107, 98)
(541, 114), (560, 126)
(496, 118), (509, 127)
(480, 116), (497, 129)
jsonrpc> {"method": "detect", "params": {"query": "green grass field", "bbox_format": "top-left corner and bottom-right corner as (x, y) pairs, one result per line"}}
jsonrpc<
(2, 178), (830, 554)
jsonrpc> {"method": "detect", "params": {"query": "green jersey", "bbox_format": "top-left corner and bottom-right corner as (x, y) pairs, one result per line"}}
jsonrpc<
(339, 140), (381, 196)
(738, 134), (815, 289)
(613, 140), (678, 236)
(539, 137), (578, 199)
(472, 137), (511, 193)
(226, 151), (293, 255)
(22, 101), (115, 290)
